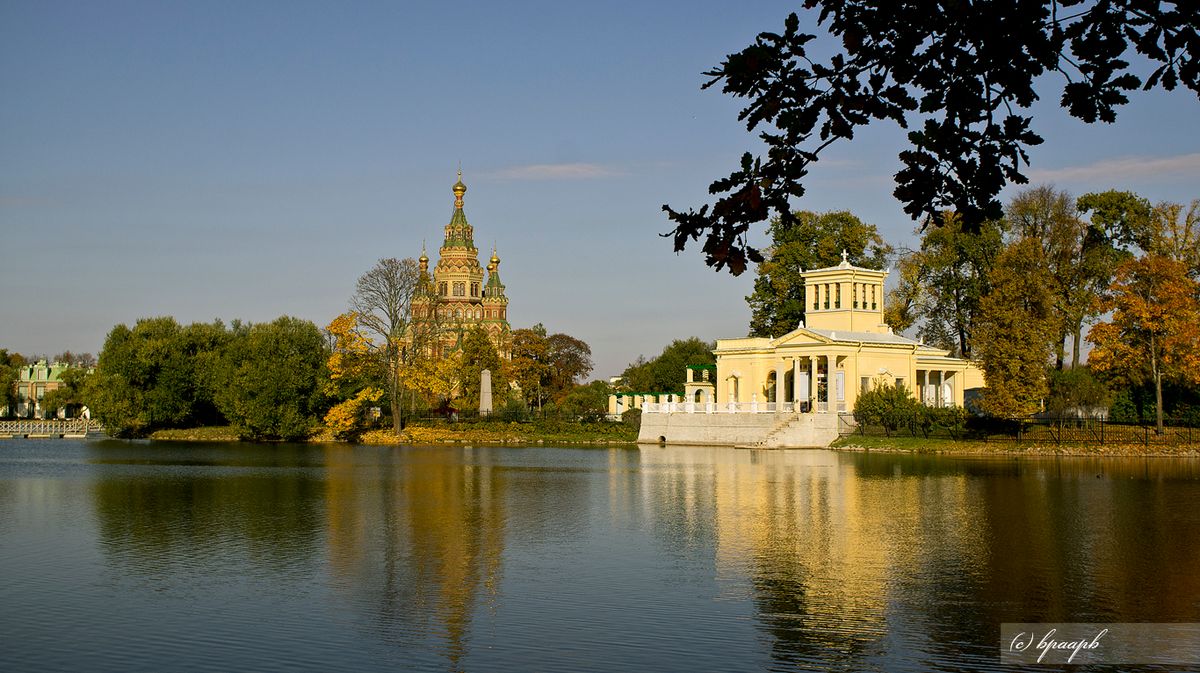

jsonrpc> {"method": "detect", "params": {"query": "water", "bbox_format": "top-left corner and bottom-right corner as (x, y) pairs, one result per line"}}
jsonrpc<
(1, 439), (1198, 672)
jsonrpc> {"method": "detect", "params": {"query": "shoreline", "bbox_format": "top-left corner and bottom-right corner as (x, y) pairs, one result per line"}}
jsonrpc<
(111, 425), (1198, 456)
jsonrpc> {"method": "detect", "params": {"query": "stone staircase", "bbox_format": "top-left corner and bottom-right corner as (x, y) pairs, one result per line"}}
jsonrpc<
(740, 413), (842, 449)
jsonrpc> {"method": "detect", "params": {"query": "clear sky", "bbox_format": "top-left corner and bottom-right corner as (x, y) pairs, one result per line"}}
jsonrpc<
(3, 1), (1198, 377)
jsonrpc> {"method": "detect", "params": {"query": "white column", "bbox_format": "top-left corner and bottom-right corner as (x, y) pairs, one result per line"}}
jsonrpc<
(774, 365), (785, 413)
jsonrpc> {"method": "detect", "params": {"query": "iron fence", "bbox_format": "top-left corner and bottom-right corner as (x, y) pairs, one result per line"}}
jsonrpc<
(850, 416), (1198, 447)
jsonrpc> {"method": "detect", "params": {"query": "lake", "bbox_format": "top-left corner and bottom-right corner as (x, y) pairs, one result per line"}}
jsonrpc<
(2, 438), (1198, 672)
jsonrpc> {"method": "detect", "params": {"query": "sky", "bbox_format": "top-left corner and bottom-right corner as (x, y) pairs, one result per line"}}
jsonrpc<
(3, 1), (1199, 378)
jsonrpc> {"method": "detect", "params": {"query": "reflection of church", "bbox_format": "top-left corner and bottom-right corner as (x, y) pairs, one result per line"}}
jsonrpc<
(412, 172), (512, 358)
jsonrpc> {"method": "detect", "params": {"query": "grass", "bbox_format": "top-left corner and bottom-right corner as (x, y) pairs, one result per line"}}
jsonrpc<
(832, 432), (1200, 456)
(361, 418), (639, 446)
(149, 426), (242, 441)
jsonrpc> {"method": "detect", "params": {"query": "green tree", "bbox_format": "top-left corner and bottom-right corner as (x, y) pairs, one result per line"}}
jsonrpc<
(853, 382), (920, 437)
(556, 380), (612, 421)
(458, 327), (504, 409)
(39, 367), (91, 418)
(889, 212), (1002, 356)
(1088, 255), (1200, 434)
(663, 2), (1200, 273)
(747, 210), (892, 337)
(86, 317), (219, 436)
(621, 338), (715, 395)
(0, 349), (23, 416)
(974, 239), (1058, 419)
(211, 317), (329, 441)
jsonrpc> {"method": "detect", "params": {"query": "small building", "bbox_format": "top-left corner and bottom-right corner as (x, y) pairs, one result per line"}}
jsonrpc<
(638, 253), (984, 447)
(9, 360), (69, 418)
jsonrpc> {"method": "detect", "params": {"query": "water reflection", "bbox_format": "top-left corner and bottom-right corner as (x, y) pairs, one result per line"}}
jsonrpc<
(637, 447), (1200, 672)
(30, 440), (1199, 672)
(323, 445), (506, 671)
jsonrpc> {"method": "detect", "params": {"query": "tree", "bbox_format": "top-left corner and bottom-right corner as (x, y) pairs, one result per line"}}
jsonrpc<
(1088, 255), (1200, 434)
(348, 258), (427, 434)
(556, 380), (612, 421)
(1143, 200), (1200, 278)
(86, 317), (217, 436)
(662, 2), (1200, 274)
(974, 239), (1058, 419)
(621, 338), (715, 394)
(546, 333), (593, 400)
(746, 210), (892, 337)
(0, 349), (23, 416)
(853, 381), (920, 437)
(211, 317), (329, 441)
(39, 367), (90, 418)
(509, 325), (551, 410)
(1005, 185), (1129, 369)
(889, 212), (1002, 357)
(458, 327), (504, 409)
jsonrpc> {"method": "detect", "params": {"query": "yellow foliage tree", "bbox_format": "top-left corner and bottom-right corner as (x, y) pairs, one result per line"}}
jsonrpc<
(1088, 255), (1200, 434)
(324, 387), (383, 440)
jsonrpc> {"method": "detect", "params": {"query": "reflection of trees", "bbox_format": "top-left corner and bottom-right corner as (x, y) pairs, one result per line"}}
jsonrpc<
(91, 444), (325, 574)
(640, 448), (1200, 671)
(324, 446), (508, 672)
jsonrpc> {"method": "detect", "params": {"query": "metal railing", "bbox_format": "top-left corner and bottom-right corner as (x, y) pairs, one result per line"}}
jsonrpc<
(0, 418), (100, 436)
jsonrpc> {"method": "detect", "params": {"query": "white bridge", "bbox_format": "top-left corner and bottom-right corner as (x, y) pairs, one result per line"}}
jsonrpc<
(0, 418), (101, 438)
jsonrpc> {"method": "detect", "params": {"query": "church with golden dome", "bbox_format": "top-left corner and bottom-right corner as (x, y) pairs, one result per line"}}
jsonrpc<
(412, 172), (511, 358)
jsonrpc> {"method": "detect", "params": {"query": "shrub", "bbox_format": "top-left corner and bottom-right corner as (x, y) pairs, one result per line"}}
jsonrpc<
(621, 407), (642, 432)
(854, 382), (920, 436)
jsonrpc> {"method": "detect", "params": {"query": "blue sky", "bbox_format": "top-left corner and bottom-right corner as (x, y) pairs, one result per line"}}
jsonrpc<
(3, 1), (1198, 377)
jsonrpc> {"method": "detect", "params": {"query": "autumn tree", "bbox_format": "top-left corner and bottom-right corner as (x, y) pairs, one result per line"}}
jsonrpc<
(1005, 185), (1130, 369)
(347, 258), (429, 434)
(663, 2), (1199, 274)
(506, 324), (594, 410)
(1087, 255), (1200, 434)
(546, 333), (593, 400)
(974, 238), (1058, 419)
(1143, 200), (1200, 278)
(746, 210), (892, 337)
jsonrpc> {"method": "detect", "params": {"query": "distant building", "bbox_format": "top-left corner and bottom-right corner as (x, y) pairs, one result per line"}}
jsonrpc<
(9, 360), (69, 418)
(412, 172), (512, 358)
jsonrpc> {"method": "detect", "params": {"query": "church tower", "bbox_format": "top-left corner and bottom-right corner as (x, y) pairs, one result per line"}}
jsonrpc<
(421, 172), (511, 357)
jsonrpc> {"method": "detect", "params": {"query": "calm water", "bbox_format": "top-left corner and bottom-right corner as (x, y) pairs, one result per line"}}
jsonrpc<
(2, 439), (1199, 672)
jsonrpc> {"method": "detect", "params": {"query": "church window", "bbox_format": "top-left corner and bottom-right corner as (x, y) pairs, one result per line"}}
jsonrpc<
(853, 283), (858, 309)
(439, 282), (447, 297)
(471, 282), (479, 297)
(823, 284), (830, 309)
(453, 282), (465, 297)
(456, 309), (462, 319)
(835, 284), (841, 309)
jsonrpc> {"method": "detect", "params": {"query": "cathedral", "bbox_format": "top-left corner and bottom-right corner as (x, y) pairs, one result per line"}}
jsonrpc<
(413, 172), (511, 358)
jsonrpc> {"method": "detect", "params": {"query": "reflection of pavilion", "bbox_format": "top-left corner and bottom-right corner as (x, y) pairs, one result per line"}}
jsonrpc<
(638, 255), (983, 447)
(637, 446), (985, 668)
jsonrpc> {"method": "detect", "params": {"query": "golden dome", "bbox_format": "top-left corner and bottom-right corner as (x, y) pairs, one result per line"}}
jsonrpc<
(452, 169), (467, 201)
